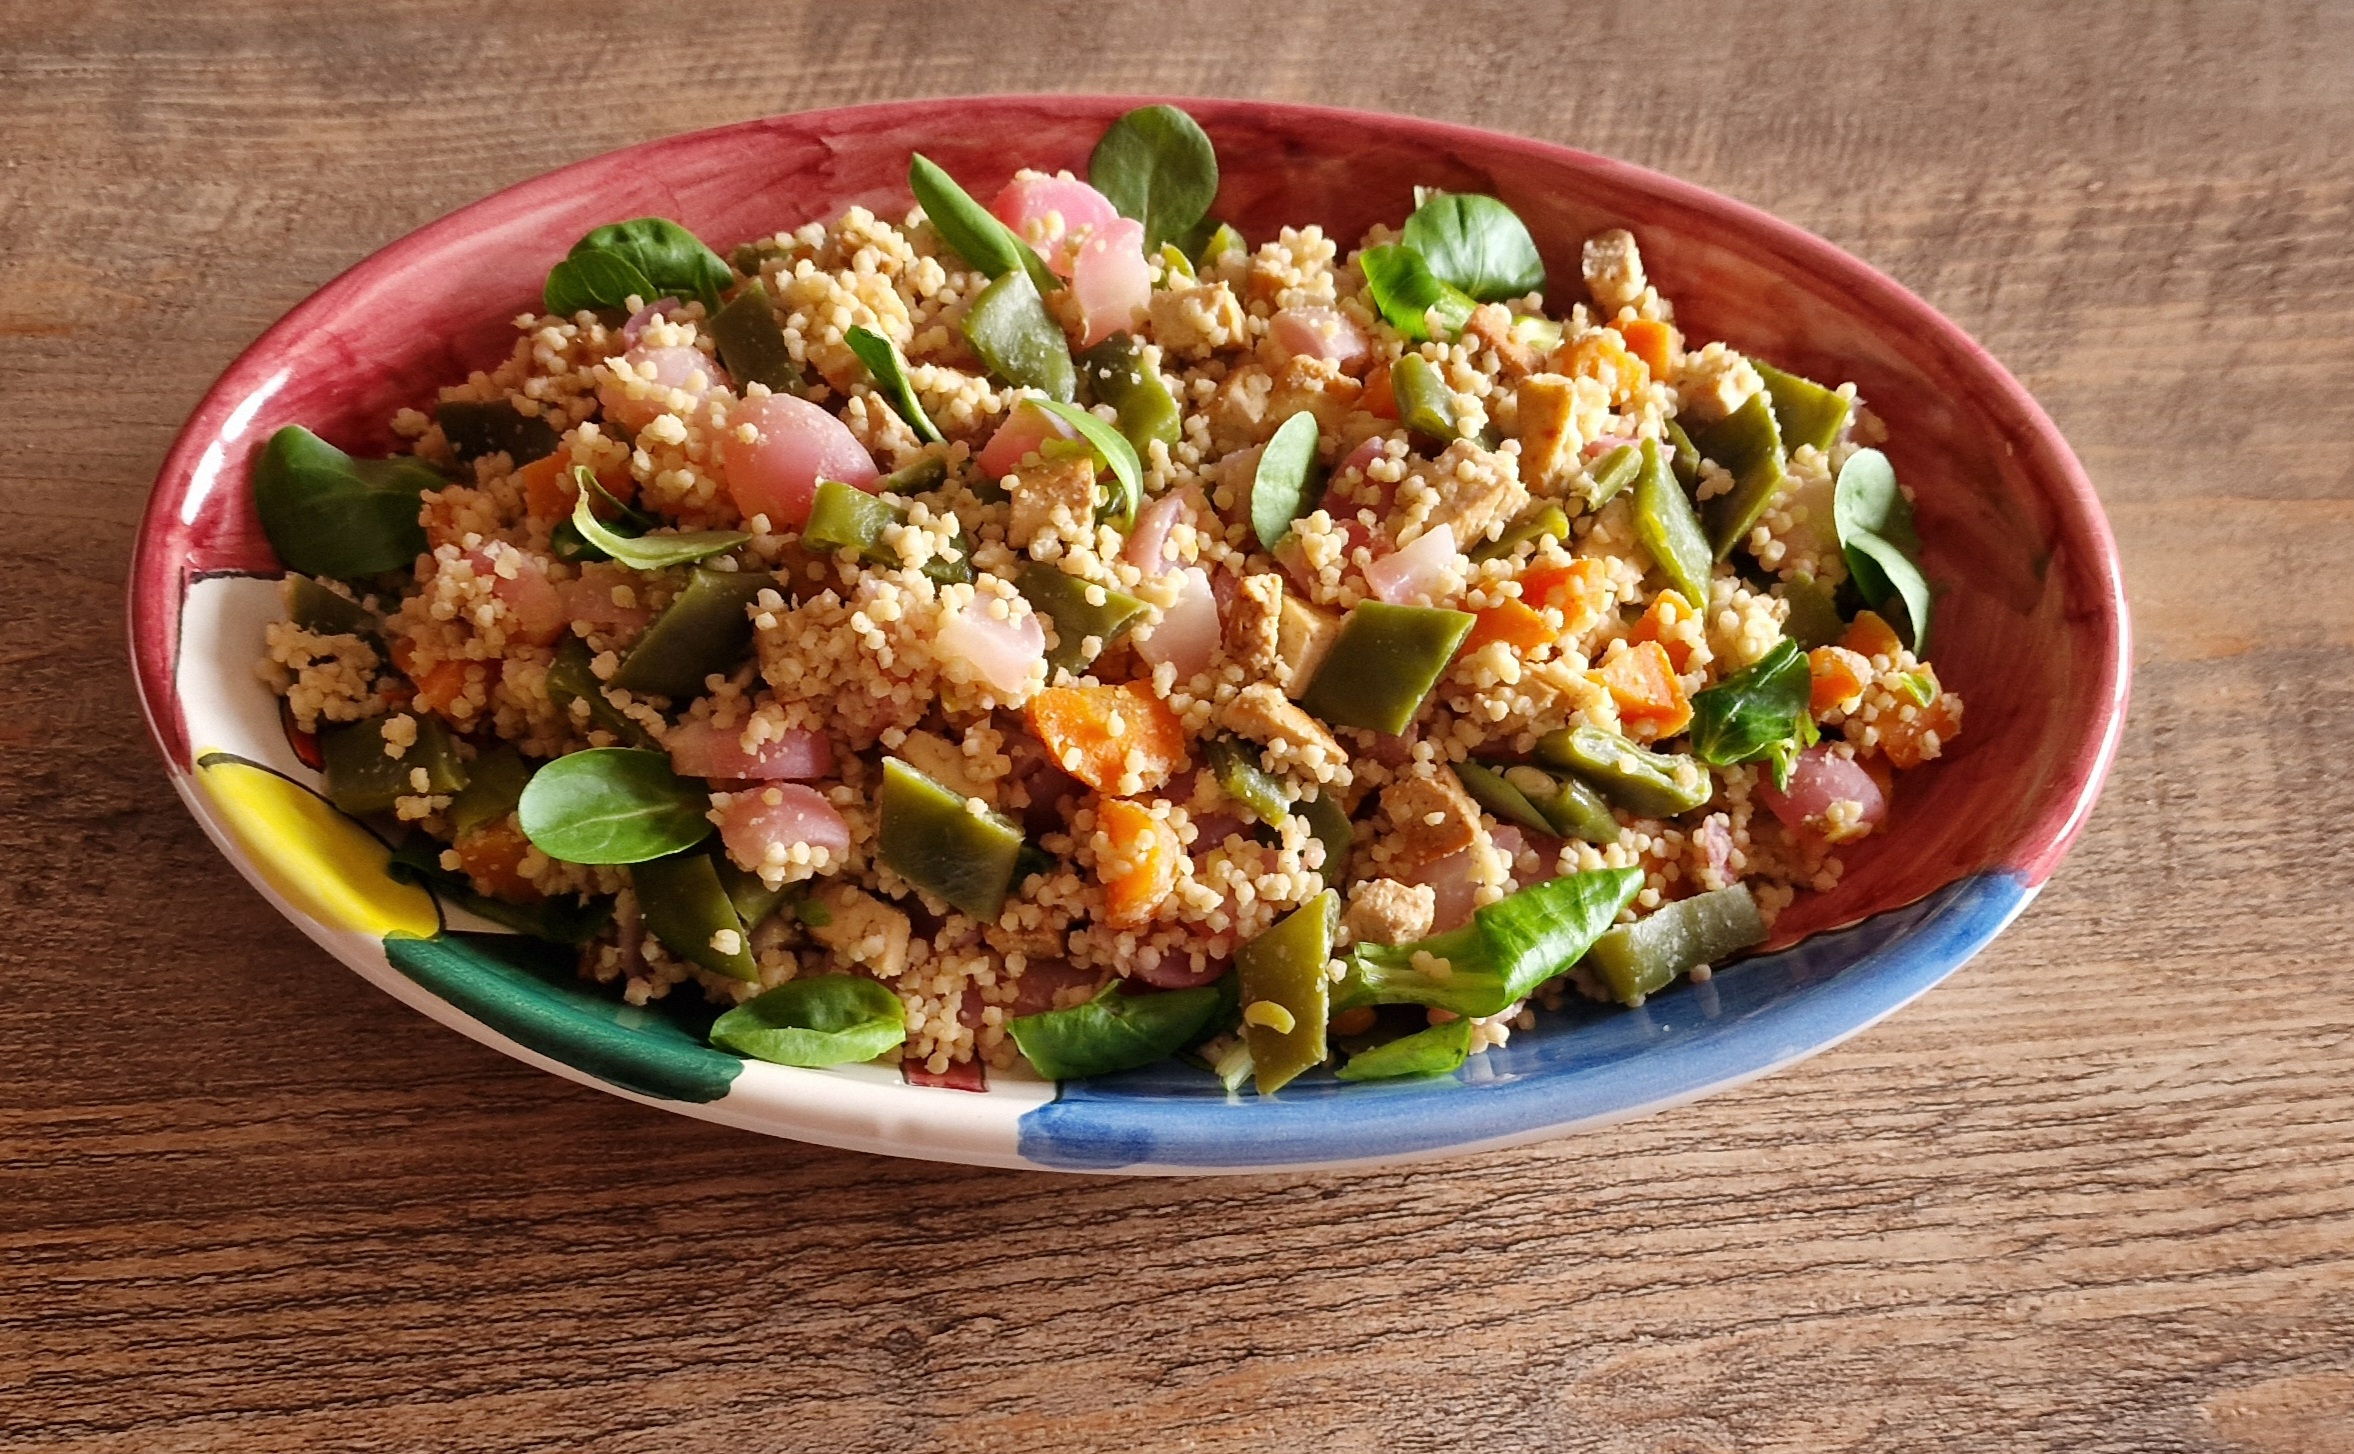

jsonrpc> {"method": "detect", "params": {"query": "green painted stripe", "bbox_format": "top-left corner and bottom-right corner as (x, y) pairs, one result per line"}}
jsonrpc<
(383, 931), (741, 1103)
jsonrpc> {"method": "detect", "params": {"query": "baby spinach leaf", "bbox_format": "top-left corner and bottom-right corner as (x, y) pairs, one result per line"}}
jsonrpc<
(1251, 409), (1323, 550)
(1360, 243), (1477, 341)
(1400, 191), (1545, 303)
(252, 425), (437, 579)
(1336, 1017), (1477, 1081)
(1030, 397), (1141, 526)
(516, 747), (712, 864)
(448, 743), (533, 834)
(435, 398), (559, 464)
(1088, 104), (1220, 252)
(547, 636), (658, 748)
(1833, 447), (1934, 654)
(710, 974), (908, 1068)
(384, 838), (609, 945)
(964, 268), (1076, 403)
(543, 249), (658, 318)
(843, 325), (944, 443)
(1688, 639), (1813, 768)
(572, 218), (733, 309)
(1478, 867), (1644, 1002)
(907, 153), (1060, 295)
(1008, 979), (1224, 1080)
(1194, 221), (1245, 266)
(568, 467), (748, 569)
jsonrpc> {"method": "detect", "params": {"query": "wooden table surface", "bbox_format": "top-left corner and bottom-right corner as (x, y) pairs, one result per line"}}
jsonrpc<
(6, 2), (2351, 1449)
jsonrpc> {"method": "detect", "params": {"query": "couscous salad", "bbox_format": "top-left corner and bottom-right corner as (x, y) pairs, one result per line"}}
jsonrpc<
(254, 105), (1957, 1092)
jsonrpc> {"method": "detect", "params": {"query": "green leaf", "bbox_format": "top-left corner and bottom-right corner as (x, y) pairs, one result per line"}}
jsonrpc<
(1336, 926), (1510, 1018)
(1688, 640), (1813, 768)
(710, 974), (908, 1068)
(252, 425), (437, 578)
(843, 325), (944, 443)
(1250, 409), (1323, 551)
(964, 268), (1076, 403)
(1007, 979), (1223, 1080)
(1194, 221), (1245, 266)
(1478, 867), (1644, 1002)
(908, 153), (1060, 294)
(1336, 1018), (1477, 1081)
(383, 839), (609, 945)
(1360, 243), (1477, 341)
(517, 747), (713, 865)
(449, 743), (533, 834)
(568, 468), (747, 569)
(1833, 448), (1934, 654)
(1400, 191), (1545, 303)
(543, 249), (659, 317)
(571, 218), (732, 309)
(1029, 397), (1142, 526)
(1088, 104), (1220, 252)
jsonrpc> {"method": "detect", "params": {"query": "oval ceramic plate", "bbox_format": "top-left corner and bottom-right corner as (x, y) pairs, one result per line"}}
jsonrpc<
(130, 97), (2128, 1173)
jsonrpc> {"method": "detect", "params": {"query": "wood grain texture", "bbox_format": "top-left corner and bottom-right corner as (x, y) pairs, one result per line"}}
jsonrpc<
(3, 1), (2351, 1449)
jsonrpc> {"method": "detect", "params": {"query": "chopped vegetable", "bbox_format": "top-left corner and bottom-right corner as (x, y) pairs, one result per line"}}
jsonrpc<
(1755, 362), (1851, 454)
(1250, 409), (1323, 550)
(1360, 243), (1476, 342)
(1096, 798), (1180, 929)
(253, 426), (437, 579)
(803, 477), (902, 561)
(436, 399), (558, 465)
(1400, 191), (1545, 303)
(1205, 735), (1295, 826)
(1298, 790), (1355, 882)
(1337, 868), (1640, 1015)
(449, 743), (531, 834)
(611, 567), (769, 700)
(548, 635), (657, 746)
(708, 280), (803, 392)
(1453, 760), (1552, 836)
(1586, 883), (1766, 1005)
(1088, 104), (1220, 252)
(633, 849), (758, 979)
(1808, 645), (1871, 715)
(1583, 441), (1641, 507)
(1688, 639), (1814, 778)
(877, 757), (1025, 920)
(711, 974), (907, 1067)
(964, 268), (1077, 401)
(1619, 318), (1677, 378)
(843, 325), (944, 443)
(1687, 390), (1788, 559)
(1631, 436), (1712, 608)
(284, 574), (376, 638)
(907, 152), (1059, 294)
(1535, 725), (1712, 816)
(1026, 682), (1191, 795)
(568, 469), (748, 569)
(1780, 574), (1846, 650)
(1832, 447), (1935, 654)
(1007, 978), (1222, 1080)
(723, 391), (881, 528)
(1336, 1017), (1477, 1081)
(1015, 562), (1147, 673)
(517, 747), (713, 865)
(1029, 397), (1143, 526)
(1237, 889), (1337, 1093)
(1299, 602), (1476, 734)
(1502, 763), (1621, 843)
(320, 714), (467, 815)
(1461, 597), (1555, 656)
(1595, 639), (1692, 737)
(1390, 352), (1459, 443)
(1469, 502), (1570, 563)
(1078, 333), (1182, 455)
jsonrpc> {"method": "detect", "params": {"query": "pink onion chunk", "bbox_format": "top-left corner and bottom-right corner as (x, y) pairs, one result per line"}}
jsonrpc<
(1122, 490), (1192, 576)
(1757, 746), (1888, 834)
(1072, 217), (1151, 347)
(1406, 846), (1483, 934)
(988, 174), (1122, 278)
(668, 718), (833, 782)
(557, 576), (653, 637)
(600, 344), (727, 433)
(469, 549), (564, 646)
(723, 392), (880, 528)
(1136, 566), (1219, 679)
(976, 398), (1080, 481)
(1270, 306), (1371, 368)
(1363, 522), (1459, 605)
(940, 598), (1047, 696)
(717, 783), (851, 871)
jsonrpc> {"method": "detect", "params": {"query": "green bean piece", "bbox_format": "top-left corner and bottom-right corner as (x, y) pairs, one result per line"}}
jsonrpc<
(716, 856), (791, 932)
(1754, 362), (1851, 455)
(709, 280), (804, 393)
(1336, 1017), (1477, 1081)
(1512, 314), (1565, 356)
(1206, 736), (1296, 827)
(1454, 761), (1554, 837)
(1535, 725), (1712, 818)
(285, 574), (375, 638)
(1582, 442), (1641, 509)
(547, 636), (658, 747)
(963, 268), (1076, 402)
(1195, 221), (1245, 266)
(1586, 883), (1766, 1005)
(1299, 790), (1355, 885)
(1299, 602), (1476, 735)
(878, 757), (1025, 920)
(632, 849), (758, 980)
(611, 567), (770, 701)
(1391, 352), (1460, 443)
(435, 398), (559, 465)
(1237, 889), (1337, 1094)
(1686, 390), (1787, 560)
(1779, 574), (1845, 650)
(728, 238), (794, 275)
(1504, 763), (1621, 843)
(320, 714), (468, 816)
(1632, 436), (1714, 610)
(1078, 334), (1182, 455)
(1663, 417), (1701, 486)
(1157, 242), (1196, 282)
(804, 479), (900, 562)
(1015, 562), (1147, 673)
(1469, 502), (1570, 563)
(876, 452), (949, 494)
(450, 743), (532, 834)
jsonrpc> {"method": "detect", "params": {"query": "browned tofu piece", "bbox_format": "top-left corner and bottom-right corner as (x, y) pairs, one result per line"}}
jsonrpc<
(1275, 594), (1341, 698)
(1216, 682), (1349, 784)
(808, 881), (913, 979)
(1464, 302), (1536, 378)
(1382, 770), (1485, 866)
(1345, 877), (1437, 947)
(1224, 572), (1284, 680)
(1516, 373), (1581, 489)
(1006, 454), (1098, 551)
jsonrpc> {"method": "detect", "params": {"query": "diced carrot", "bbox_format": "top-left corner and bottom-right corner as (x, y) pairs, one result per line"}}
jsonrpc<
(454, 820), (544, 904)
(1877, 667), (1960, 769)
(519, 453), (636, 526)
(1629, 592), (1700, 670)
(410, 659), (476, 716)
(1095, 797), (1179, 929)
(1461, 598), (1556, 657)
(1555, 330), (1650, 409)
(1518, 556), (1613, 641)
(1619, 318), (1678, 379)
(1361, 362), (1398, 420)
(1592, 640), (1690, 737)
(1808, 645), (1871, 716)
(1025, 682), (1191, 796)
(1842, 610), (1904, 664)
